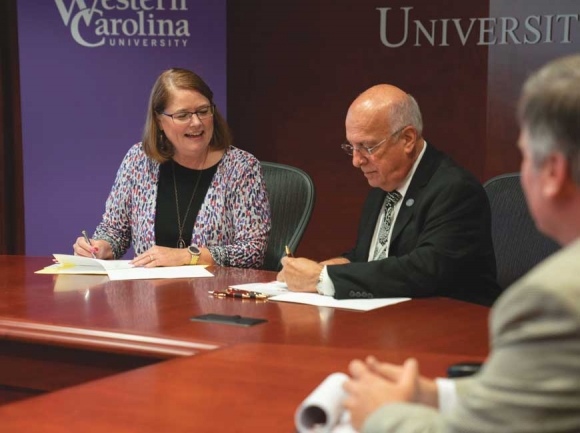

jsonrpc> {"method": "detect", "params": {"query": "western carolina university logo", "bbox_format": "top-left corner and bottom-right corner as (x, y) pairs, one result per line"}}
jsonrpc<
(54, 0), (191, 48)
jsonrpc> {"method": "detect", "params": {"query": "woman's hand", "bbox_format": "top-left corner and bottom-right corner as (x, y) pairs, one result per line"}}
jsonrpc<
(131, 246), (215, 268)
(73, 237), (113, 259)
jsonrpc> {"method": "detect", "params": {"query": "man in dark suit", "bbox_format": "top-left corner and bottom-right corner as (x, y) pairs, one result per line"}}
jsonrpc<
(278, 84), (501, 306)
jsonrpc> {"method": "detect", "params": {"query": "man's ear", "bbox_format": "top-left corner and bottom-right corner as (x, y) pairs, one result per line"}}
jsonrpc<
(542, 152), (568, 198)
(402, 126), (419, 154)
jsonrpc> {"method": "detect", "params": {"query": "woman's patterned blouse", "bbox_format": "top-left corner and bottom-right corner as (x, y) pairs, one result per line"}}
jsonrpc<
(93, 144), (271, 268)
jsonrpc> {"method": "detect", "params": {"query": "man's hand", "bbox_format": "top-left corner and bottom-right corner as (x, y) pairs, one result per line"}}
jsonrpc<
(342, 358), (428, 430)
(364, 356), (438, 408)
(277, 257), (323, 292)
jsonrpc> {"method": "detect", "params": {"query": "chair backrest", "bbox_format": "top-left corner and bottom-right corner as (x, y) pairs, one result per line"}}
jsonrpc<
(483, 173), (560, 290)
(260, 162), (315, 271)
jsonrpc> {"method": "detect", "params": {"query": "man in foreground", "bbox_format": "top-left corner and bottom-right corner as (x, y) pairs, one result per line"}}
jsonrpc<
(343, 55), (580, 432)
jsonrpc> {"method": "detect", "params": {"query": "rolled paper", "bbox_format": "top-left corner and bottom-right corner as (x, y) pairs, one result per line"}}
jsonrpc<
(295, 372), (349, 433)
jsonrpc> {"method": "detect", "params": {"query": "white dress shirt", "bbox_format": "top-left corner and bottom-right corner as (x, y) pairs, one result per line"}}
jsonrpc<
(317, 142), (428, 296)
(436, 377), (458, 414)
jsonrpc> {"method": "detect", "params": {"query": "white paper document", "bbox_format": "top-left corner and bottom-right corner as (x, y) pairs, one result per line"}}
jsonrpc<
(38, 263), (108, 275)
(106, 265), (213, 281)
(269, 292), (410, 311)
(230, 282), (410, 311)
(295, 372), (356, 433)
(228, 281), (289, 296)
(36, 254), (214, 281)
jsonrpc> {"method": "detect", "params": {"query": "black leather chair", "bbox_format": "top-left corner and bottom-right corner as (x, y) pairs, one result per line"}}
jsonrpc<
(484, 173), (560, 290)
(260, 162), (315, 271)
(446, 173), (561, 379)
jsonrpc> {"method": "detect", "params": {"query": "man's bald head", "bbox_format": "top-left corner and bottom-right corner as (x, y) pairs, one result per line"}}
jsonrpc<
(347, 85), (423, 137)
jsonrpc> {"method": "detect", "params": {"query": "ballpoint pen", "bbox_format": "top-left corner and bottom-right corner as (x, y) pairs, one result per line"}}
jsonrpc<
(81, 230), (97, 259)
(285, 245), (294, 258)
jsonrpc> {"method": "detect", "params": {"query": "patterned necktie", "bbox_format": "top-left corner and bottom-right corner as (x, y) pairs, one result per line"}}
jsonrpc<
(373, 190), (402, 260)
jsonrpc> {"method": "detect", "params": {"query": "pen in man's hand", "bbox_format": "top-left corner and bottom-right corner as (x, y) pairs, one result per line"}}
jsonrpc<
(285, 245), (294, 258)
(81, 230), (97, 259)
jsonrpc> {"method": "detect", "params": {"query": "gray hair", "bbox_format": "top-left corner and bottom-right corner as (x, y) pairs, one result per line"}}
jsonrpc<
(388, 93), (423, 137)
(518, 55), (580, 185)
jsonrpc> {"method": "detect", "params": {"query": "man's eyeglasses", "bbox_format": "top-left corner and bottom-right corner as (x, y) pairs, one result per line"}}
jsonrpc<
(160, 105), (215, 124)
(341, 125), (407, 156)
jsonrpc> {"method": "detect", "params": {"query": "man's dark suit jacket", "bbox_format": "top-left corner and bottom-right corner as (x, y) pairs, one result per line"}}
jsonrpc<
(327, 144), (501, 306)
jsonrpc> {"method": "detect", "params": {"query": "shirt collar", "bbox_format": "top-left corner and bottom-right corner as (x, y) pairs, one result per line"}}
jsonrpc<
(395, 140), (427, 198)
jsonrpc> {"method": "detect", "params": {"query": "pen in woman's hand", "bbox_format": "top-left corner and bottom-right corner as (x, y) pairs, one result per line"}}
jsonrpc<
(81, 230), (97, 259)
(285, 245), (294, 258)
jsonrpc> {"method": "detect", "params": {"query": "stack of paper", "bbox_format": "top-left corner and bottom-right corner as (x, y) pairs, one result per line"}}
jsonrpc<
(36, 254), (214, 281)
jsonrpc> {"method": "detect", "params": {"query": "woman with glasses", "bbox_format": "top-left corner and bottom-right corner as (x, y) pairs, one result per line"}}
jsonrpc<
(73, 68), (271, 268)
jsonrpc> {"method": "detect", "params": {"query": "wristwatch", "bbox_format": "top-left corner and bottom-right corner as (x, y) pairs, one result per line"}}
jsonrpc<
(187, 245), (201, 265)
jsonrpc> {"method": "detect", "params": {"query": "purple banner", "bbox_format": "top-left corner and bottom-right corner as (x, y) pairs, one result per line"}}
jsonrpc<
(18, 0), (226, 256)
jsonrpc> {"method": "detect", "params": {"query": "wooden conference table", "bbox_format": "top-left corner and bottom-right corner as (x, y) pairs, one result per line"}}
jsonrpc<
(0, 255), (490, 430)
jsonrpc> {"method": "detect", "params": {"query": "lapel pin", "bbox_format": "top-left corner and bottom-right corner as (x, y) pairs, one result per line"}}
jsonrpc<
(406, 198), (414, 207)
